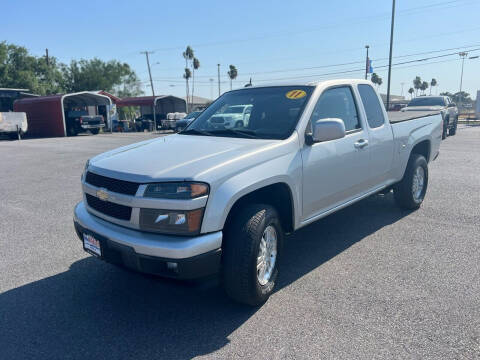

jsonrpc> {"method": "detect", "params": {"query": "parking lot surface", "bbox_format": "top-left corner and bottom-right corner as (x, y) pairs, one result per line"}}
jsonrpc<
(1, 127), (479, 359)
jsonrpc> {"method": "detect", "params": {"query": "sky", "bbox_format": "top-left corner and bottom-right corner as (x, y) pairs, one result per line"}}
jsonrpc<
(3, 0), (480, 100)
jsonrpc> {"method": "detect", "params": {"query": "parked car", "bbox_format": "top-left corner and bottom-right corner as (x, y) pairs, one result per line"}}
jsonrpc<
(65, 110), (105, 136)
(0, 112), (27, 139)
(160, 112), (187, 130)
(175, 111), (202, 132)
(74, 79), (442, 306)
(208, 104), (252, 129)
(402, 96), (458, 139)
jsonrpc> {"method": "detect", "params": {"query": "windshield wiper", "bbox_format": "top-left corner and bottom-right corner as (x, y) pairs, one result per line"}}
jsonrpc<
(208, 128), (258, 138)
(179, 128), (213, 136)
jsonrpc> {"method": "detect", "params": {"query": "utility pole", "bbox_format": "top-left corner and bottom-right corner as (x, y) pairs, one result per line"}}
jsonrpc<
(364, 45), (369, 80)
(45, 48), (50, 66)
(141, 51), (155, 96)
(400, 82), (405, 97)
(217, 64), (221, 97)
(386, 0), (396, 111)
(209, 78), (214, 100)
(459, 51), (468, 93)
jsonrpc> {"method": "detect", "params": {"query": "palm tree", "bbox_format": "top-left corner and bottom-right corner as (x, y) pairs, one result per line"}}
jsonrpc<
(183, 68), (191, 111)
(430, 78), (437, 95)
(191, 57), (200, 107)
(182, 46), (194, 110)
(413, 76), (422, 96)
(420, 81), (428, 95)
(408, 87), (414, 99)
(370, 73), (382, 90)
(227, 65), (238, 90)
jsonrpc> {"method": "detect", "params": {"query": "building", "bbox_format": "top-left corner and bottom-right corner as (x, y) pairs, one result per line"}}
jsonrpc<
(184, 96), (212, 111)
(380, 94), (409, 111)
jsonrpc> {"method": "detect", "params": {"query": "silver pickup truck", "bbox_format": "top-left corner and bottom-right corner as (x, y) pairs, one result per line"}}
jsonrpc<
(74, 79), (442, 306)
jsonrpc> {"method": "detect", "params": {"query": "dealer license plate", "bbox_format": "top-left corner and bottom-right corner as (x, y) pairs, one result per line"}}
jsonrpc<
(83, 233), (102, 257)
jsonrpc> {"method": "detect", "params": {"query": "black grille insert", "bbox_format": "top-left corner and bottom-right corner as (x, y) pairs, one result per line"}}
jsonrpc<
(85, 172), (139, 195)
(86, 193), (132, 221)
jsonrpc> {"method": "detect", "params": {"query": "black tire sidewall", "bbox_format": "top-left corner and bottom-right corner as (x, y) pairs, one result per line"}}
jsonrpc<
(410, 156), (428, 205)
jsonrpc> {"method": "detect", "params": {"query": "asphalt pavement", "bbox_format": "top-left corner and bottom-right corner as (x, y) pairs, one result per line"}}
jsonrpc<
(0, 127), (479, 359)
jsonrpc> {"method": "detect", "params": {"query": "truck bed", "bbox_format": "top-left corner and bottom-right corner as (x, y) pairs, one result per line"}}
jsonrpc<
(388, 110), (441, 123)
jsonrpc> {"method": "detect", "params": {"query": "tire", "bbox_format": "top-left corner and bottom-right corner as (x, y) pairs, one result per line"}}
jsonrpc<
(222, 204), (283, 306)
(235, 121), (243, 128)
(393, 154), (428, 210)
(90, 128), (100, 135)
(449, 117), (457, 136)
(442, 117), (448, 139)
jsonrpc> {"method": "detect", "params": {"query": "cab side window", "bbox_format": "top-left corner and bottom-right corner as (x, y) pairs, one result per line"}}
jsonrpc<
(358, 84), (386, 128)
(310, 87), (360, 132)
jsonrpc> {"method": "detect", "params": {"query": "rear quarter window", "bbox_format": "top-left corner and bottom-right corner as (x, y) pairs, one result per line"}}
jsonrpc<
(358, 84), (385, 129)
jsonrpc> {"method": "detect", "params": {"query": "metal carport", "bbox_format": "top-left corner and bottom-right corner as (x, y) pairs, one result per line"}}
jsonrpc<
(14, 92), (112, 137)
(116, 95), (187, 130)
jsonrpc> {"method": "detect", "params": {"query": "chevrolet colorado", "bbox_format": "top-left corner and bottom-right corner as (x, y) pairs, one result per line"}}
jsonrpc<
(74, 79), (442, 306)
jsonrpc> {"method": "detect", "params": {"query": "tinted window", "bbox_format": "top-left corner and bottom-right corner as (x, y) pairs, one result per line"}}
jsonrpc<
(310, 87), (360, 131)
(408, 97), (446, 106)
(184, 86), (314, 140)
(358, 84), (385, 128)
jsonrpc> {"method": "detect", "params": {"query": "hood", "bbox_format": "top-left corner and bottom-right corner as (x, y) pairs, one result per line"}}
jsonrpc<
(89, 134), (287, 183)
(402, 105), (445, 111)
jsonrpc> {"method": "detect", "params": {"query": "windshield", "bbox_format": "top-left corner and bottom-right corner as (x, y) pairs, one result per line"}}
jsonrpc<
(225, 106), (245, 113)
(181, 86), (314, 139)
(184, 111), (201, 119)
(408, 97), (446, 107)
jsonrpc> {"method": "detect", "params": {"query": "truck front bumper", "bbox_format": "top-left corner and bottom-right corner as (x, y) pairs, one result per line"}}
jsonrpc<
(73, 201), (222, 279)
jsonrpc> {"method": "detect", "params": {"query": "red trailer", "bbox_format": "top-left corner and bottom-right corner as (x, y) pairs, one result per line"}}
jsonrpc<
(14, 91), (112, 137)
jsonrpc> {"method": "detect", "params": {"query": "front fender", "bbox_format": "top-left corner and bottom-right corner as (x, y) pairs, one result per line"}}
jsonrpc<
(200, 150), (302, 233)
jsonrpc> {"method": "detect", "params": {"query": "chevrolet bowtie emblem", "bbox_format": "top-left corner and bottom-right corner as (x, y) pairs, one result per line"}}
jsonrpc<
(96, 188), (109, 201)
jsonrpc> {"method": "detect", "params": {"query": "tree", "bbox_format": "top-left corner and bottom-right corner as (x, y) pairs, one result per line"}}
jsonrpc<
(441, 91), (472, 105)
(0, 41), (65, 95)
(183, 67), (192, 109)
(430, 78), (437, 95)
(413, 76), (422, 96)
(61, 58), (138, 93)
(227, 65), (238, 90)
(370, 73), (382, 89)
(408, 87), (414, 99)
(191, 57), (200, 107)
(182, 46), (194, 111)
(420, 81), (429, 95)
(115, 73), (144, 120)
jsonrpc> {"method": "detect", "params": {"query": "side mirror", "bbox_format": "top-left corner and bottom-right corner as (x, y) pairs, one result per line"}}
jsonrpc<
(307, 118), (346, 145)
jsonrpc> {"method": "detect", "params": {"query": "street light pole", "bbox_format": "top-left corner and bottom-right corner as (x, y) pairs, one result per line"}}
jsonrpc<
(209, 78), (214, 100)
(365, 45), (369, 80)
(459, 52), (468, 93)
(217, 64), (221, 97)
(386, 0), (396, 112)
(141, 51), (155, 96)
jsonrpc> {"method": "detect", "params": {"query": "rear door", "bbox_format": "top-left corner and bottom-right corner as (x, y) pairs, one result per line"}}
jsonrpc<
(357, 84), (394, 186)
(301, 86), (371, 221)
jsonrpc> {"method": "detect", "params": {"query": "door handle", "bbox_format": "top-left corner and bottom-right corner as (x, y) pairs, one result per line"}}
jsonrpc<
(354, 139), (369, 149)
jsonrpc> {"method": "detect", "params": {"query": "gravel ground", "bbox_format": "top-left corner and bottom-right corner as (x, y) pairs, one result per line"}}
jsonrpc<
(0, 127), (479, 359)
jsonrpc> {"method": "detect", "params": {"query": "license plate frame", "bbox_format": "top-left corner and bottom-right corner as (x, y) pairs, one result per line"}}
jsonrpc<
(83, 233), (102, 257)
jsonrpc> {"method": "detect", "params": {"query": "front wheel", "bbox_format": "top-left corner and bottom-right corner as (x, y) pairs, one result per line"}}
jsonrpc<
(222, 204), (283, 306)
(393, 154), (428, 210)
(442, 117), (448, 139)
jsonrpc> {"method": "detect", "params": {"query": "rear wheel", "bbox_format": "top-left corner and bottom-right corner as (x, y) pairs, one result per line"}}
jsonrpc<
(449, 117), (457, 136)
(90, 128), (100, 135)
(222, 204), (283, 306)
(235, 121), (243, 128)
(393, 154), (428, 210)
(442, 117), (448, 139)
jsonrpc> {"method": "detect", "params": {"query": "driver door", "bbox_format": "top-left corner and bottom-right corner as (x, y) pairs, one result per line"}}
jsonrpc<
(301, 86), (371, 221)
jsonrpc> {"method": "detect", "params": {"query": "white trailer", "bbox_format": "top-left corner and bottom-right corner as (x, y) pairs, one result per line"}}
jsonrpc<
(0, 112), (28, 139)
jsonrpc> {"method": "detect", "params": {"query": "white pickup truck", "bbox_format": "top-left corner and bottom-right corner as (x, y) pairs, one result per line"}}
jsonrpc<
(74, 79), (442, 306)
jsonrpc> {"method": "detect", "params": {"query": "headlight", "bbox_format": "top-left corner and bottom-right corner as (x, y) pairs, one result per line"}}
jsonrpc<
(139, 208), (204, 235)
(144, 182), (209, 199)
